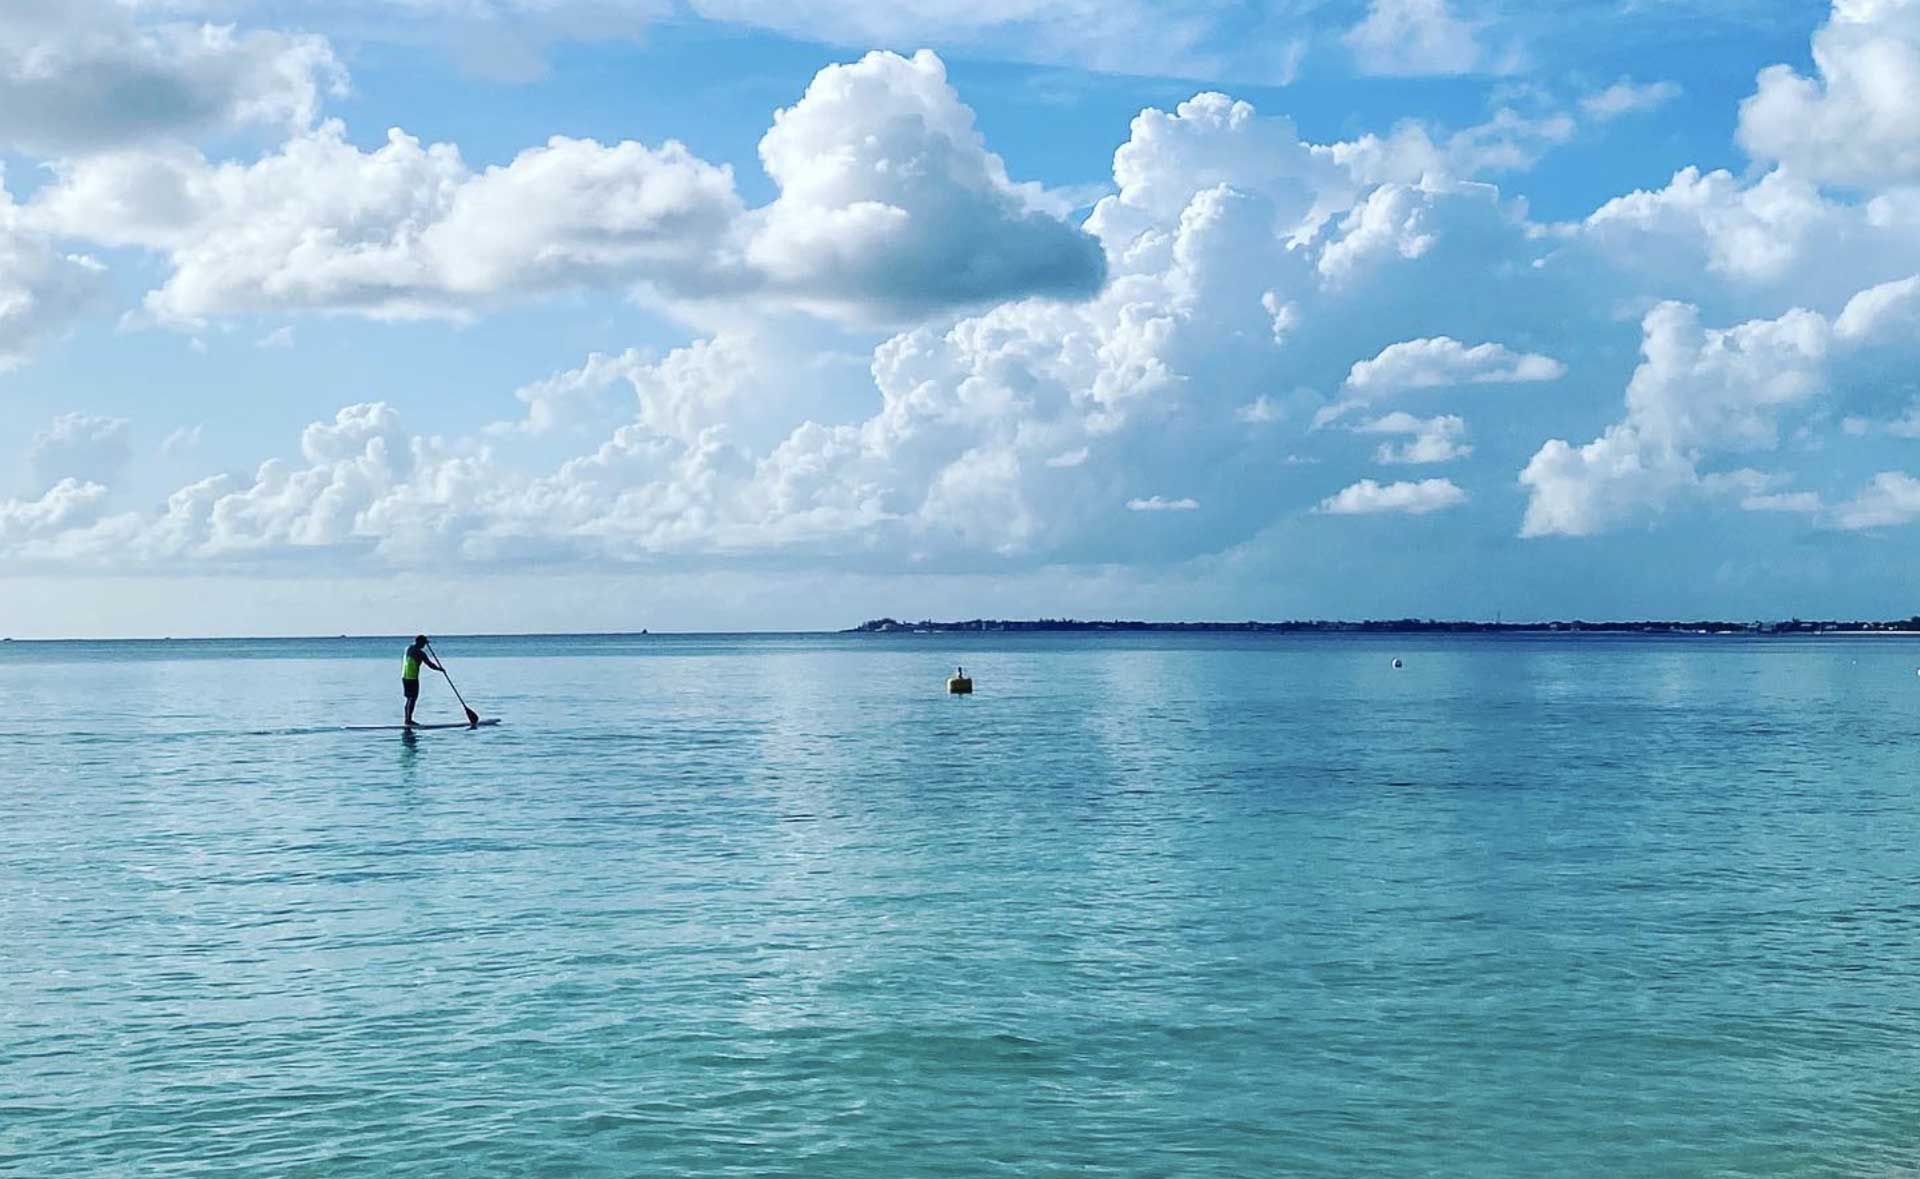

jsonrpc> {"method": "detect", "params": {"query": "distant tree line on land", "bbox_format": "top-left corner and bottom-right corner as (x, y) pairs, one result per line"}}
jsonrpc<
(846, 617), (1920, 636)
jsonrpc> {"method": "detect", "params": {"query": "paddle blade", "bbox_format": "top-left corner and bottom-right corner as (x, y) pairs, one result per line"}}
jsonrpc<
(464, 705), (481, 726)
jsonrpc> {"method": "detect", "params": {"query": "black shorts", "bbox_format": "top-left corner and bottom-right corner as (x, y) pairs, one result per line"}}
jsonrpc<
(403, 677), (420, 700)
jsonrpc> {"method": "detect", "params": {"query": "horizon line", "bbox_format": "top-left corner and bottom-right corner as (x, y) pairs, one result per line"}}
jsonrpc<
(10, 615), (1920, 644)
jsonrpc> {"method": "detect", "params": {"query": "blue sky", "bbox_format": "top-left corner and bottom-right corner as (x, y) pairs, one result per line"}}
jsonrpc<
(6, 0), (1920, 637)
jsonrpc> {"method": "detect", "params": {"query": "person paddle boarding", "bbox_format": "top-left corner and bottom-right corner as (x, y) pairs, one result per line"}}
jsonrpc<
(402, 635), (444, 728)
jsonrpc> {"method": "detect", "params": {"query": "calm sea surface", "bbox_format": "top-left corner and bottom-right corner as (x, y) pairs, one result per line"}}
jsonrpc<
(4, 632), (1920, 1176)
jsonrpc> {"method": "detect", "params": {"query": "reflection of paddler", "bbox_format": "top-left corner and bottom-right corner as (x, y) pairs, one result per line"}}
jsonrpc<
(402, 634), (445, 728)
(947, 666), (973, 695)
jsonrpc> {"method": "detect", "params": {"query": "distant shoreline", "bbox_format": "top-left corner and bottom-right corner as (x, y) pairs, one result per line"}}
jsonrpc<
(845, 617), (1920, 637)
(8, 619), (1920, 643)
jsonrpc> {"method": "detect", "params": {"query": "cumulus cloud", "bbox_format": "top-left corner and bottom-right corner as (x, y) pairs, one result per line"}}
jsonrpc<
(1344, 336), (1566, 392)
(1582, 165), (1920, 318)
(1738, 0), (1920, 187)
(27, 3), (1920, 576)
(0, 178), (108, 370)
(34, 122), (744, 324)
(28, 414), (133, 490)
(1833, 273), (1920, 341)
(1519, 276), (1920, 538)
(501, 349), (652, 437)
(501, 333), (768, 442)
(33, 50), (1102, 327)
(1833, 471), (1920, 529)
(0, 479), (111, 545)
(1318, 477), (1467, 515)
(1344, 0), (1487, 77)
(745, 50), (1106, 319)
(0, 2), (344, 154)
(116, 402), (512, 563)
(1354, 412), (1471, 464)
(3, 81), (1568, 570)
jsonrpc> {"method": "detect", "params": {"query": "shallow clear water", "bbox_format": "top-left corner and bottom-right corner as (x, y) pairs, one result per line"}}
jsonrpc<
(5, 632), (1920, 1176)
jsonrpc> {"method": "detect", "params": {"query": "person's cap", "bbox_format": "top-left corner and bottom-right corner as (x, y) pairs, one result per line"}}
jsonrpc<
(415, 634), (429, 644)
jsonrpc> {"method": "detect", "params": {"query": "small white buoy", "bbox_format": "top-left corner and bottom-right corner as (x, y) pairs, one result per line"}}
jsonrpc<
(947, 666), (974, 695)
(1392, 658), (1404, 670)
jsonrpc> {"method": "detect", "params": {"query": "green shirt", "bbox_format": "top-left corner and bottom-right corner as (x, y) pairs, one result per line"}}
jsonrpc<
(403, 643), (427, 681)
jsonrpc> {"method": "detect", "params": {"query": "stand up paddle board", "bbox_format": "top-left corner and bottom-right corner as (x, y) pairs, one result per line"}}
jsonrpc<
(342, 720), (502, 732)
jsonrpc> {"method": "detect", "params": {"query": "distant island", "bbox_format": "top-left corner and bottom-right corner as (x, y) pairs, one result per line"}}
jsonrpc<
(846, 617), (1920, 636)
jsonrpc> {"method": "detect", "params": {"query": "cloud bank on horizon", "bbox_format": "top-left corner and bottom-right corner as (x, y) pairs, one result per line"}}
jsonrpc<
(4, 0), (1920, 625)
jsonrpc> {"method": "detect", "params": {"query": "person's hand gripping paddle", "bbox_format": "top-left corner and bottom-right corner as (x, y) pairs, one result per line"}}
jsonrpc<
(426, 641), (482, 727)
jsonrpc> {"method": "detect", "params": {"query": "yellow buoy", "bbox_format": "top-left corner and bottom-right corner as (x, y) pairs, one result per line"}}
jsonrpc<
(947, 666), (973, 695)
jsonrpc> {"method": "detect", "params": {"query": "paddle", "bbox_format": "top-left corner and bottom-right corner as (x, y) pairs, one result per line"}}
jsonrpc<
(426, 641), (482, 727)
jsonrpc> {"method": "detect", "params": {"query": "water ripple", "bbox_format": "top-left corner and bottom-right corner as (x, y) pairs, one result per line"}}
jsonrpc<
(5, 635), (1920, 1175)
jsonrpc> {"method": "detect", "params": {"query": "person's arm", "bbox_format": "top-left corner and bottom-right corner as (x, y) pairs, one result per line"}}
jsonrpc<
(425, 652), (445, 673)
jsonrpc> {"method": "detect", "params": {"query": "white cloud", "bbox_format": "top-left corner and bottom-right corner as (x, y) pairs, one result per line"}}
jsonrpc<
(1318, 477), (1466, 515)
(0, 2), (345, 154)
(1581, 165), (1920, 316)
(1519, 277), (1920, 538)
(1312, 178), (1542, 293)
(1354, 411), (1471, 463)
(500, 349), (648, 437)
(122, 402), (507, 562)
(1581, 79), (1683, 121)
(1344, 0), (1486, 77)
(6, 83), (1553, 569)
(501, 332), (773, 443)
(1344, 336), (1566, 392)
(33, 51), (1103, 327)
(0, 479), (111, 545)
(1519, 301), (1830, 538)
(1833, 471), (1920, 529)
(1101, 91), (1349, 232)
(3, 71), (1618, 572)
(1314, 182), (1439, 285)
(255, 325), (294, 349)
(1738, 0), (1920, 187)
(745, 50), (1106, 319)
(35, 122), (743, 324)
(0, 177), (107, 370)
(1833, 273), (1920, 343)
(28, 414), (132, 490)
(33, 10), (1920, 574)
(1517, 428), (1694, 540)
(18, 0), (1920, 591)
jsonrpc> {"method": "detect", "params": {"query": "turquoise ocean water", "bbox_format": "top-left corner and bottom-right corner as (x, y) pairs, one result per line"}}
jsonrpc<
(5, 632), (1920, 1176)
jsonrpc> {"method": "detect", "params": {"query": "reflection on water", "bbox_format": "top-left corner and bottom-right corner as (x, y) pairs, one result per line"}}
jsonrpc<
(4, 633), (1920, 1177)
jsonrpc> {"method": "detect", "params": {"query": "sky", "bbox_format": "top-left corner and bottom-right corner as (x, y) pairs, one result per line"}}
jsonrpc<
(4, 0), (1920, 637)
